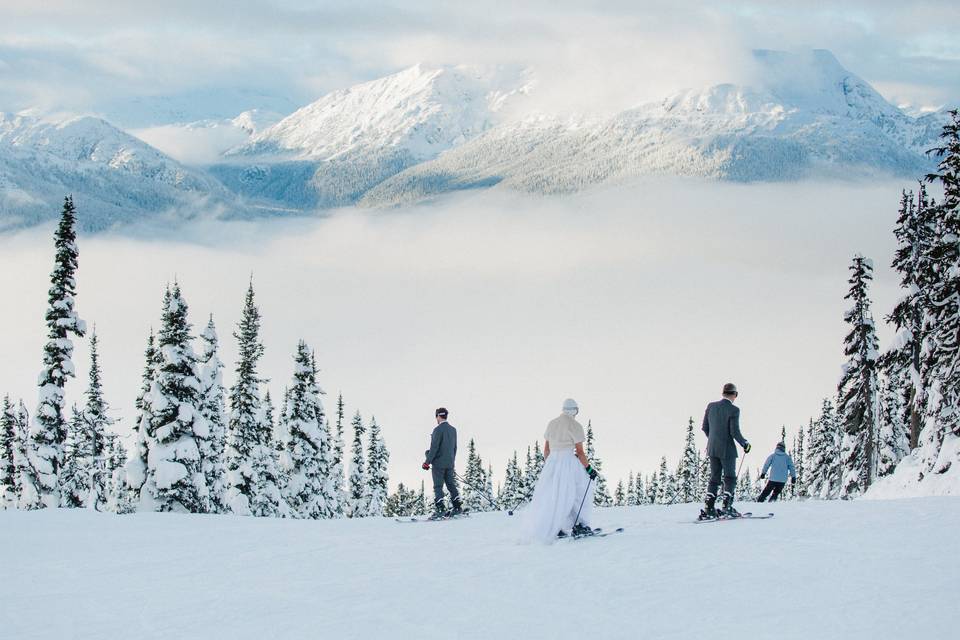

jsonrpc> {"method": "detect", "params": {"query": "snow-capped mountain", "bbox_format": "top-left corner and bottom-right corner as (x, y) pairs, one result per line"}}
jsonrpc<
(210, 64), (532, 209)
(0, 50), (953, 230)
(0, 113), (246, 230)
(360, 50), (949, 206)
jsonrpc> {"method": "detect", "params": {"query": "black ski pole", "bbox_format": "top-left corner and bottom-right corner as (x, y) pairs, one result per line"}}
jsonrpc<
(454, 471), (514, 516)
(573, 477), (594, 529)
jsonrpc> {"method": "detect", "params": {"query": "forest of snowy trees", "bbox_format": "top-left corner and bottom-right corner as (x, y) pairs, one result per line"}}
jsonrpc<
(1, 112), (958, 518)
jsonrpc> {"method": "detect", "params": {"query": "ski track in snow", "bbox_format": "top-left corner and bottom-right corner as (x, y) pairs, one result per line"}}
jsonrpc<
(1, 497), (956, 639)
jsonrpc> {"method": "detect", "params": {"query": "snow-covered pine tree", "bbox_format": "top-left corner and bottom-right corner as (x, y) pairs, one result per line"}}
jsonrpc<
(81, 328), (114, 510)
(523, 446), (537, 501)
(807, 399), (840, 498)
(279, 341), (328, 519)
(484, 464), (496, 511)
(366, 417), (389, 517)
(885, 187), (934, 451)
(614, 480), (625, 506)
(0, 396), (16, 508)
(463, 439), (485, 512)
(837, 255), (881, 498)
(634, 472), (645, 505)
(647, 472), (659, 505)
(12, 402), (29, 505)
(501, 451), (527, 510)
(656, 457), (670, 504)
(118, 330), (158, 514)
(738, 468), (754, 501)
(915, 109), (960, 477)
(225, 281), (287, 518)
(103, 429), (126, 512)
(346, 410), (368, 517)
(140, 284), (210, 513)
(329, 393), (347, 518)
(877, 370), (910, 477)
(626, 472), (637, 506)
(415, 480), (427, 516)
(585, 421), (612, 506)
(197, 315), (228, 513)
(23, 196), (87, 510)
(697, 452), (709, 501)
(792, 424), (808, 498)
(677, 417), (698, 503)
(59, 406), (88, 508)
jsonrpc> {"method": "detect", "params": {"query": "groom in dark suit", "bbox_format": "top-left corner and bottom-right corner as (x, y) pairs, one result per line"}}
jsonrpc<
(700, 383), (751, 519)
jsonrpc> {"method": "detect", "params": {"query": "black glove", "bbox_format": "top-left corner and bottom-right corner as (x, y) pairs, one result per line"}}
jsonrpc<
(759, 473), (766, 480)
(743, 442), (752, 454)
(585, 465), (598, 480)
(790, 477), (796, 485)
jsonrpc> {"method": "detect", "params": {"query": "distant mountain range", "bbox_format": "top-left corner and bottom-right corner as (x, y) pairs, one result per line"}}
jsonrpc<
(0, 50), (952, 231)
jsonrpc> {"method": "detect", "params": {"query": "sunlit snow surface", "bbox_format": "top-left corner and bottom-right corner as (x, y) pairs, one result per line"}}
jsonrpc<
(0, 498), (955, 639)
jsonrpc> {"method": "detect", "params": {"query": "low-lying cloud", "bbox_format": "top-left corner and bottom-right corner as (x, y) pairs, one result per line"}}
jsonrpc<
(0, 178), (910, 488)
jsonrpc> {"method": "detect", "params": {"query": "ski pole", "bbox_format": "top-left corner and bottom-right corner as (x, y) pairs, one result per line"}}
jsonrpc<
(454, 471), (514, 516)
(573, 477), (593, 528)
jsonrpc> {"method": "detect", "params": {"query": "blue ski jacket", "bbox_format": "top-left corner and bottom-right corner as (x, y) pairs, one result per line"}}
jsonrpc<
(761, 450), (796, 483)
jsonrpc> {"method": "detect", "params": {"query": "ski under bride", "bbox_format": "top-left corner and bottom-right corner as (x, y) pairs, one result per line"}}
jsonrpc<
(520, 398), (600, 543)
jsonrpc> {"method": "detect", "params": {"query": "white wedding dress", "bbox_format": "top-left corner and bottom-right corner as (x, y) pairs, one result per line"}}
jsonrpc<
(520, 447), (594, 544)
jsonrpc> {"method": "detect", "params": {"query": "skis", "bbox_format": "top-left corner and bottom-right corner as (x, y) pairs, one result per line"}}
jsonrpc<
(561, 527), (625, 540)
(694, 512), (774, 524)
(395, 513), (470, 523)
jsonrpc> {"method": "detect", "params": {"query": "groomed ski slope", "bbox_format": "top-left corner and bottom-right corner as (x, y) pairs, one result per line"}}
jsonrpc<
(1, 498), (955, 639)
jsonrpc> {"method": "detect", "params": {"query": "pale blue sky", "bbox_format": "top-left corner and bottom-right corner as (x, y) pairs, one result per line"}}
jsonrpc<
(1, 1), (957, 126)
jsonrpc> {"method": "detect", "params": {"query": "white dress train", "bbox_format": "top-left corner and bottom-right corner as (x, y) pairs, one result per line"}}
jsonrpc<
(520, 449), (594, 544)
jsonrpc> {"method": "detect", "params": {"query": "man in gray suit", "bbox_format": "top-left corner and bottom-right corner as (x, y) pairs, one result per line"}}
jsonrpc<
(700, 383), (751, 519)
(422, 407), (462, 518)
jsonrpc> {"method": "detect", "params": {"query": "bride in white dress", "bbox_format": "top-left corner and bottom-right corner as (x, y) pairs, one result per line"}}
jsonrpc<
(520, 398), (599, 543)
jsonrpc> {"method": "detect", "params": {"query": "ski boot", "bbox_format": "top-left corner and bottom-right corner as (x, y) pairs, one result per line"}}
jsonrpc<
(698, 493), (718, 521)
(429, 500), (449, 520)
(572, 523), (595, 538)
(557, 529), (569, 539)
(450, 497), (464, 516)
(719, 492), (741, 518)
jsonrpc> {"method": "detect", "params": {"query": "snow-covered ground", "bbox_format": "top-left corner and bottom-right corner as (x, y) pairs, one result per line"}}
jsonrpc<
(2, 497), (955, 639)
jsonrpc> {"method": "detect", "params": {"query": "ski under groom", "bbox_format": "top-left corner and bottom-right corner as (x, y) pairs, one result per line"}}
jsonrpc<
(700, 383), (751, 519)
(422, 407), (462, 518)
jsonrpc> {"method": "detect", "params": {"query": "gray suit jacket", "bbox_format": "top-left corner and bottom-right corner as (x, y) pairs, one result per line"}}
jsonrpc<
(702, 399), (748, 459)
(424, 421), (458, 469)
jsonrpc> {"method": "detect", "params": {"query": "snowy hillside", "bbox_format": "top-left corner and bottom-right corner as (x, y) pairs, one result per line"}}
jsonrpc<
(0, 113), (240, 230)
(211, 64), (532, 209)
(1, 498), (955, 639)
(360, 50), (948, 206)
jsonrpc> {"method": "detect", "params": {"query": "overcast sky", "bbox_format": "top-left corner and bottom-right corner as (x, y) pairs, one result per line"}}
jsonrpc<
(1, 1), (958, 125)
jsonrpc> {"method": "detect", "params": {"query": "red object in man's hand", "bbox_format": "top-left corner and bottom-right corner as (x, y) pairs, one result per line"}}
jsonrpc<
(422, 462), (430, 470)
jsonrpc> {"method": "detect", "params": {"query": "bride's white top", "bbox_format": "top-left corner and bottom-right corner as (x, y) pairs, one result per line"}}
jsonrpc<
(544, 413), (586, 451)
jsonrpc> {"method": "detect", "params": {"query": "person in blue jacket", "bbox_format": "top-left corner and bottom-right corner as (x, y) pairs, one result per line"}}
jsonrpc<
(757, 442), (796, 502)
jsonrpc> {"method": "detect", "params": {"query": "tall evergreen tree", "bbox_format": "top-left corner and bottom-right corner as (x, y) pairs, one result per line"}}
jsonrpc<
(677, 417), (699, 503)
(24, 196), (87, 509)
(916, 109), (960, 477)
(647, 472), (659, 505)
(585, 421), (612, 506)
(656, 456), (670, 504)
(500, 451), (527, 510)
(119, 330), (158, 513)
(329, 393), (347, 518)
(523, 446), (537, 501)
(60, 406), (88, 507)
(877, 370), (910, 477)
(808, 399), (840, 498)
(225, 281), (286, 517)
(634, 472), (645, 505)
(614, 480), (626, 506)
(837, 255), (881, 497)
(197, 316), (228, 513)
(0, 396), (16, 508)
(462, 439), (486, 512)
(140, 284), (210, 513)
(346, 410), (368, 517)
(415, 480), (427, 516)
(366, 417), (389, 517)
(626, 471), (637, 506)
(484, 464), (496, 511)
(792, 422), (809, 498)
(279, 341), (329, 518)
(13, 401), (30, 506)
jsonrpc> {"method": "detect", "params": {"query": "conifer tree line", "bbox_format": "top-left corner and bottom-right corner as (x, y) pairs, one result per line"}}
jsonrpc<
(0, 199), (390, 518)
